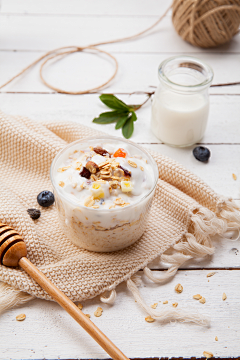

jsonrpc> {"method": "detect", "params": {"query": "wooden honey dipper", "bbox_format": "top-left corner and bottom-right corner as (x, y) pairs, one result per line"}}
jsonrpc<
(0, 222), (129, 360)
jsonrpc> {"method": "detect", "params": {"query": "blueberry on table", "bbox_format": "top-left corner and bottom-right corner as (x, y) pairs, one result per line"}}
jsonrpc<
(37, 191), (55, 207)
(193, 146), (211, 163)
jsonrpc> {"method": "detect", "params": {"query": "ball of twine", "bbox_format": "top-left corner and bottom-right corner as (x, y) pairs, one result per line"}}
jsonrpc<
(172, 0), (240, 48)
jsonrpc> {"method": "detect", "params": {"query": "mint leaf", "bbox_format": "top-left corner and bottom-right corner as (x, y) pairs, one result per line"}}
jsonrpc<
(93, 111), (128, 124)
(122, 114), (134, 139)
(99, 94), (130, 111)
(115, 114), (130, 129)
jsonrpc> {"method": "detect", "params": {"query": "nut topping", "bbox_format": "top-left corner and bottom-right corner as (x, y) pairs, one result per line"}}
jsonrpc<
(93, 147), (109, 156)
(85, 161), (99, 174)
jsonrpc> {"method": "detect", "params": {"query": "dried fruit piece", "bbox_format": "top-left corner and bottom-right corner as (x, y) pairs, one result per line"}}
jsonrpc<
(85, 161), (99, 174)
(193, 294), (202, 300)
(94, 307), (103, 317)
(203, 351), (213, 358)
(27, 208), (41, 220)
(207, 272), (216, 278)
(222, 293), (227, 301)
(193, 146), (211, 163)
(172, 302), (178, 308)
(232, 173), (237, 180)
(145, 316), (155, 323)
(120, 166), (131, 177)
(199, 297), (206, 304)
(113, 148), (127, 158)
(80, 167), (91, 179)
(90, 183), (104, 199)
(37, 191), (55, 207)
(175, 283), (183, 293)
(163, 300), (168, 304)
(77, 303), (83, 310)
(121, 180), (133, 193)
(16, 313), (26, 321)
(151, 303), (158, 309)
(94, 147), (109, 156)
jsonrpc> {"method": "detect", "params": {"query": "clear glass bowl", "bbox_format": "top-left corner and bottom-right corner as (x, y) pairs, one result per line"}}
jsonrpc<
(50, 136), (159, 252)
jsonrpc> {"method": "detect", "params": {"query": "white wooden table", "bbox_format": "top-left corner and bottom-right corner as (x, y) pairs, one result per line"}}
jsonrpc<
(0, 1), (240, 359)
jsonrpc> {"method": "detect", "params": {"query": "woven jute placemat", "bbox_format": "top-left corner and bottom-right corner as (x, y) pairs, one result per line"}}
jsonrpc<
(0, 111), (239, 324)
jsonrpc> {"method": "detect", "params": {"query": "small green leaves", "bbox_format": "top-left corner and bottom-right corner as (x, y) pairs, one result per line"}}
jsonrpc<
(99, 94), (130, 111)
(93, 94), (139, 139)
(93, 111), (127, 124)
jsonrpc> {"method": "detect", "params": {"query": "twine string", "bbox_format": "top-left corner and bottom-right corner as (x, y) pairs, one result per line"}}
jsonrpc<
(0, 3), (239, 95)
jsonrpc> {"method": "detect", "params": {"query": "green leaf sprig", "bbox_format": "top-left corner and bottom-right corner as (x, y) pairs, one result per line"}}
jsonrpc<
(92, 94), (148, 139)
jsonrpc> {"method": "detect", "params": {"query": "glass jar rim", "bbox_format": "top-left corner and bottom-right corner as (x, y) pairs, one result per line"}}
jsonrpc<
(158, 55), (214, 92)
(50, 135), (159, 213)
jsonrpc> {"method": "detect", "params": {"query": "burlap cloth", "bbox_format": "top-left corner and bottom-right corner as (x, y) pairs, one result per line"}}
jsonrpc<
(0, 111), (239, 323)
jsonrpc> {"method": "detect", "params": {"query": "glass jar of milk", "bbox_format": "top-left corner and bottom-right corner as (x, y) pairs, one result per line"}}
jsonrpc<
(151, 56), (214, 147)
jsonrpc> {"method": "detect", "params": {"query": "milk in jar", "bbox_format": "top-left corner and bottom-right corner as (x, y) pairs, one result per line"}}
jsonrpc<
(151, 56), (213, 147)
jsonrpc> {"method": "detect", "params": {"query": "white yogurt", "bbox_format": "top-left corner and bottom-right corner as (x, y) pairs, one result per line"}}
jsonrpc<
(51, 137), (158, 252)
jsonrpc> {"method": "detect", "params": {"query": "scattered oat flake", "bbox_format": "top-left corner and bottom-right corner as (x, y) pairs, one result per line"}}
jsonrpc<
(215, 336), (218, 341)
(94, 307), (103, 317)
(92, 205), (100, 209)
(151, 303), (158, 309)
(128, 160), (137, 168)
(222, 292), (227, 301)
(140, 166), (144, 171)
(207, 272), (216, 278)
(172, 302), (178, 308)
(59, 181), (65, 187)
(163, 300), (168, 304)
(232, 173), (237, 180)
(84, 196), (95, 207)
(199, 297), (206, 304)
(203, 351), (213, 358)
(193, 294), (202, 300)
(175, 283), (183, 293)
(16, 313), (26, 321)
(57, 166), (71, 172)
(145, 316), (155, 323)
(77, 303), (83, 310)
(85, 314), (91, 318)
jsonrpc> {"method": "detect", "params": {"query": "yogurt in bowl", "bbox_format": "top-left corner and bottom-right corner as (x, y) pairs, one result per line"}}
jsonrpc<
(50, 136), (159, 252)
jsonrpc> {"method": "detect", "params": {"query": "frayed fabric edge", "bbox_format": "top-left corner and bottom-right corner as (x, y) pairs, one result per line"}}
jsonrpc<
(0, 199), (239, 324)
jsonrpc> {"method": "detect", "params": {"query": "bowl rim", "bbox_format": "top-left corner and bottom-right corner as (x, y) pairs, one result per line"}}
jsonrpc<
(50, 135), (159, 213)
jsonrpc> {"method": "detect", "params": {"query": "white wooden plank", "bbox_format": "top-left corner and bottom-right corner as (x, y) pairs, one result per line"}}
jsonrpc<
(0, 14), (239, 54)
(0, 51), (239, 94)
(0, 93), (239, 145)
(2, 0), (172, 16)
(0, 270), (239, 359)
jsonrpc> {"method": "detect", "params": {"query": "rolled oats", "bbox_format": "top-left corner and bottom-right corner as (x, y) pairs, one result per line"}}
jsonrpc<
(222, 292), (227, 301)
(16, 313), (26, 321)
(145, 316), (155, 323)
(215, 336), (218, 341)
(207, 272), (216, 278)
(77, 303), (83, 310)
(199, 297), (206, 304)
(128, 160), (137, 168)
(84, 196), (95, 207)
(203, 351), (213, 358)
(172, 302), (178, 308)
(175, 283), (183, 293)
(193, 294), (202, 300)
(59, 181), (65, 187)
(75, 162), (82, 171)
(151, 303), (158, 309)
(57, 165), (71, 172)
(94, 307), (103, 317)
(163, 300), (168, 304)
(140, 166), (144, 171)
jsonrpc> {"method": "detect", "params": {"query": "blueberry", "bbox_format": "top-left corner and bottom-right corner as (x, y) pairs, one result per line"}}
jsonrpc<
(193, 146), (211, 163)
(37, 190), (55, 207)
